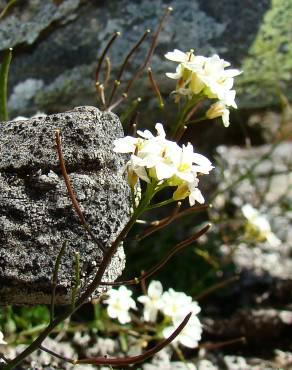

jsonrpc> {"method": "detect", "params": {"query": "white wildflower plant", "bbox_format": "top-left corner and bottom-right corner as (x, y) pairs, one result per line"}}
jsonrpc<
(0, 8), (257, 370)
(165, 49), (241, 127)
(113, 123), (213, 207)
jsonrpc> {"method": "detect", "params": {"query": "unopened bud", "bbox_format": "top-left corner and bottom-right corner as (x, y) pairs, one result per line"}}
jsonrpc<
(206, 102), (225, 119)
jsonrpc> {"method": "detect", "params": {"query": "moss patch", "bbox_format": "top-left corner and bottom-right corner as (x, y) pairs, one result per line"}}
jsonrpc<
(238, 0), (292, 108)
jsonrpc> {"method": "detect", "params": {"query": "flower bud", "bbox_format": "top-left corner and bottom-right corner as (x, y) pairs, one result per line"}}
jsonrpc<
(206, 102), (225, 119)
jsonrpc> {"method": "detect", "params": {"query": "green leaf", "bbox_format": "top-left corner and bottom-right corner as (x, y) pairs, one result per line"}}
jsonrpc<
(0, 48), (12, 122)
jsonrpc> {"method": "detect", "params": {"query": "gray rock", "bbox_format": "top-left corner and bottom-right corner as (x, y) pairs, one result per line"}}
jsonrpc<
(0, 106), (131, 305)
(1, 0), (291, 117)
(0, 0), (80, 49)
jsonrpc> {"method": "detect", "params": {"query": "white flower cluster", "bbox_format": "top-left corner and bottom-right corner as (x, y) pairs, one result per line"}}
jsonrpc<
(113, 123), (213, 206)
(165, 49), (241, 127)
(138, 281), (202, 348)
(104, 281), (202, 348)
(242, 204), (281, 247)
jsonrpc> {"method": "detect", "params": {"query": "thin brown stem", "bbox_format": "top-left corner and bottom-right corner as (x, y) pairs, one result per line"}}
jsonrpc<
(95, 32), (120, 85)
(127, 110), (140, 136)
(40, 345), (75, 364)
(96, 83), (106, 108)
(168, 204), (209, 222)
(184, 99), (204, 122)
(138, 204), (209, 240)
(174, 125), (187, 142)
(0, 353), (9, 363)
(123, 7), (172, 95)
(200, 336), (246, 350)
(100, 223), (211, 286)
(108, 29), (151, 105)
(120, 97), (141, 125)
(55, 130), (106, 253)
(136, 202), (181, 241)
(195, 275), (240, 301)
(0, 0), (17, 19)
(103, 57), (111, 88)
(107, 93), (128, 111)
(140, 270), (147, 295)
(75, 210), (139, 310)
(148, 67), (164, 108)
(130, 123), (137, 137)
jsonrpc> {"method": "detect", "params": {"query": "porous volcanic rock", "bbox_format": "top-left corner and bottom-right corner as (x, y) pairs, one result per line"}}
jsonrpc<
(0, 106), (131, 305)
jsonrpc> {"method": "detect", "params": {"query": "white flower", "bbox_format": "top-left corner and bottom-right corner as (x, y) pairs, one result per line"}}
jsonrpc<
(206, 102), (231, 127)
(242, 204), (281, 247)
(171, 143), (213, 180)
(187, 181), (205, 205)
(159, 288), (201, 319)
(104, 286), (137, 324)
(173, 178), (205, 206)
(113, 135), (139, 153)
(137, 280), (163, 322)
(162, 314), (202, 348)
(0, 331), (7, 345)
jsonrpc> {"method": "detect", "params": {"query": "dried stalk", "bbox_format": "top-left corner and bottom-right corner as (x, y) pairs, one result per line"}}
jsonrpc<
(55, 130), (106, 253)
(100, 223), (211, 286)
(95, 32), (120, 85)
(108, 29), (151, 105)
(148, 67), (164, 108)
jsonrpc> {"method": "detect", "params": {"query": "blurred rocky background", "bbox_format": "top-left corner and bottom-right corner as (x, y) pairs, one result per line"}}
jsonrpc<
(0, 0), (291, 118)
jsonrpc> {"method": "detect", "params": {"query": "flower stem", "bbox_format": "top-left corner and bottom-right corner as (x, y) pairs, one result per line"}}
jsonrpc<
(147, 198), (177, 210)
(0, 48), (12, 121)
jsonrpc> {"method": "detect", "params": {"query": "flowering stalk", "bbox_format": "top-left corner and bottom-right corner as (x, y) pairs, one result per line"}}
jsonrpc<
(165, 49), (241, 129)
(148, 67), (164, 109)
(113, 123), (213, 208)
(107, 29), (151, 106)
(55, 130), (106, 253)
(121, 7), (172, 97)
